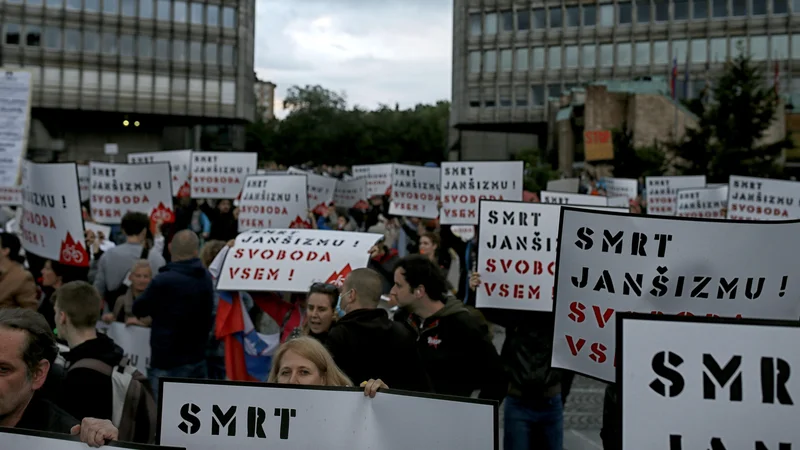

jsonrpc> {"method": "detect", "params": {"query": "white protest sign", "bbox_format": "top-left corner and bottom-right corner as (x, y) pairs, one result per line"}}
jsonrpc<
(450, 225), (475, 242)
(105, 322), (151, 376)
(389, 164), (441, 219)
(603, 177), (638, 201)
(541, 191), (607, 206)
(546, 178), (580, 193)
(104, 143), (119, 155)
(0, 69), (33, 188)
(128, 150), (193, 198)
(551, 208), (800, 382)
(89, 162), (174, 225)
(238, 175), (308, 231)
(606, 196), (630, 208)
(0, 428), (183, 450)
(676, 186), (728, 219)
(352, 164), (393, 198)
(84, 221), (111, 240)
(0, 186), (22, 205)
(619, 314), (800, 450)
(333, 178), (368, 209)
(477, 201), (626, 311)
(77, 165), (90, 202)
(191, 152), (257, 199)
(645, 175), (706, 216)
(216, 229), (383, 292)
(20, 161), (88, 267)
(727, 175), (800, 221)
(287, 167), (336, 214)
(440, 161), (523, 225)
(158, 379), (496, 450)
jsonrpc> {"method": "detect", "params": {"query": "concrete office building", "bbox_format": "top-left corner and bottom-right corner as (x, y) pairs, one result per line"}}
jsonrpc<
(0, 0), (255, 161)
(254, 78), (275, 122)
(450, 0), (800, 162)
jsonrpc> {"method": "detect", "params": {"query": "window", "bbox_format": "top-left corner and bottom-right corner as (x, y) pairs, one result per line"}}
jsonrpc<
(190, 41), (202, 62)
(468, 51), (480, 73)
(654, 0), (668, 21)
(103, 0), (118, 15)
(793, 35), (800, 59)
(500, 10), (513, 32)
(548, 46), (562, 69)
(772, 35), (789, 59)
(500, 49), (512, 71)
(120, 34), (134, 56)
(155, 38), (168, 58)
(712, 0), (727, 17)
(174, 1), (187, 22)
(26, 26), (42, 47)
(499, 87), (511, 107)
(732, 37), (746, 58)
(637, 1), (650, 23)
(121, 0), (135, 16)
(532, 48), (545, 69)
(710, 37), (727, 62)
(138, 36), (152, 57)
(173, 39), (186, 61)
(4, 24), (20, 45)
(693, 0), (708, 18)
(619, 2), (633, 23)
(617, 43), (632, 65)
(102, 32), (116, 54)
(673, 0), (689, 19)
(672, 39), (688, 61)
(550, 6), (562, 28)
(583, 5), (596, 25)
(515, 48), (528, 70)
(752, 0), (767, 14)
(774, 0), (789, 14)
(83, 30), (98, 52)
(483, 50), (496, 72)
(222, 7), (235, 27)
(483, 88), (495, 107)
(517, 10), (530, 30)
(547, 83), (562, 99)
(532, 85), (545, 106)
(485, 12), (498, 34)
(28, 0), (43, 7)
(515, 86), (528, 107)
(205, 42), (217, 63)
(469, 13), (481, 35)
(532, 8), (546, 29)
(139, 0), (153, 18)
(66, 0), (80, 10)
(600, 43), (614, 66)
(85, 0), (99, 11)
(635, 42), (650, 66)
(731, 0), (746, 16)
(691, 39), (707, 63)
(566, 6), (579, 26)
(222, 44), (234, 65)
(191, 3), (203, 24)
(749, 36), (767, 60)
(65, 28), (80, 51)
(653, 40), (668, 64)
(582, 45), (596, 67)
(44, 26), (61, 49)
(156, 0), (169, 20)
(566, 45), (579, 68)
(47, 0), (63, 9)
(468, 89), (480, 108)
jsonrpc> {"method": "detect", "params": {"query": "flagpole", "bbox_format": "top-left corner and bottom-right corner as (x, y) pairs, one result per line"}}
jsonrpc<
(673, 54), (678, 139)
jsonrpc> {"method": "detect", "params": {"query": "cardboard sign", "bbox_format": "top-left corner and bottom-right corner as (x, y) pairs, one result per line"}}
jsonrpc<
(584, 130), (614, 161)
(545, 178), (580, 193)
(157, 379), (497, 450)
(676, 186), (728, 219)
(727, 175), (800, 220)
(540, 191), (607, 206)
(388, 164), (441, 219)
(476, 200), (626, 311)
(603, 177), (638, 201)
(551, 208), (800, 382)
(618, 314), (800, 450)
(105, 322), (151, 376)
(238, 175), (309, 231)
(0, 69), (33, 187)
(89, 162), (174, 225)
(128, 150), (193, 198)
(0, 186), (22, 206)
(216, 229), (383, 292)
(0, 428), (182, 450)
(191, 152), (257, 199)
(440, 161), (523, 225)
(20, 161), (88, 267)
(77, 165), (90, 202)
(287, 167), (336, 214)
(352, 164), (393, 198)
(334, 178), (368, 210)
(645, 176), (706, 216)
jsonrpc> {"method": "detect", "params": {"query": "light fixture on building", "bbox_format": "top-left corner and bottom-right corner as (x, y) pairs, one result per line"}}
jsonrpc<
(134, 121), (140, 127)
(123, 120), (130, 126)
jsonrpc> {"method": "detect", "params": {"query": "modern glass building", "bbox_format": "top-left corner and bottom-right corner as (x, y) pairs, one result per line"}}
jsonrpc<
(451, 0), (800, 160)
(0, 0), (255, 160)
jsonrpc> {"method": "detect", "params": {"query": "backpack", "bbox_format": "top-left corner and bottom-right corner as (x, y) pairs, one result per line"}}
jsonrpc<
(67, 356), (157, 444)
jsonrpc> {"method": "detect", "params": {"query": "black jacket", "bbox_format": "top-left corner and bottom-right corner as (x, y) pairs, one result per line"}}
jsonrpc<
(59, 334), (124, 422)
(326, 308), (432, 393)
(400, 298), (507, 402)
(16, 394), (78, 434)
(132, 258), (214, 369)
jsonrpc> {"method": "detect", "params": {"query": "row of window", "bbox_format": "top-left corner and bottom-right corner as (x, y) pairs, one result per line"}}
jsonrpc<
(3, 24), (236, 65)
(469, 35), (800, 72)
(1, 0), (236, 28)
(470, 0), (800, 35)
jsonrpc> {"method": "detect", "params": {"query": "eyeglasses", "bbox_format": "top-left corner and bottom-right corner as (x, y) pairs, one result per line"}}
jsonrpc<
(309, 282), (339, 295)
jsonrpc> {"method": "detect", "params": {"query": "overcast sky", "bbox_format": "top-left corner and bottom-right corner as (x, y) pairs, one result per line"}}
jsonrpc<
(254, 0), (452, 117)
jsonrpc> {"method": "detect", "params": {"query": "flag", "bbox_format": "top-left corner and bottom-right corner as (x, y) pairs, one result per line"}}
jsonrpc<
(671, 56), (678, 99)
(216, 290), (280, 382)
(683, 53), (690, 99)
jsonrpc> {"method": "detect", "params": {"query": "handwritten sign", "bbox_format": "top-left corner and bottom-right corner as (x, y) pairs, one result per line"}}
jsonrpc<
(389, 164), (440, 219)
(89, 162), (174, 225)
(645, 176), (706, 216)
(191, 152), (257, 199)
(238, 175), (308, 231)
(0, 69), (32, 187)
(440, 161), (523, 225)
(727, 175), (800, 220)
(128, 150), (193, 198)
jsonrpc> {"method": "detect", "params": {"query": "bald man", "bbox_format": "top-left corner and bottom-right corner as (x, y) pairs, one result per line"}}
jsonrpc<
(132, 230), (214, 401)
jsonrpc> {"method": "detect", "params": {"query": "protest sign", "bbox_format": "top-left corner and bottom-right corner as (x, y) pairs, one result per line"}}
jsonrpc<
(0, 428), (182, 450)
(451, 225), (475, 242)
(238, 175), (309, 231)
(477, 201), (626, 311)
(546, 178), (580, 193)
(551, 208), (800, 382)
(0, 69), (33, 188)
(89, 162), (174, 226)
(287, 167), (336, 215)
(191, 152), (257, 199)
(352, 164), (393, 198)
(727, 175), (800, 220)
(216, 229), (383, 292)
(618, 314), (799, 450)
(645, 176), (706, 216)
(540, 191), (607, 206)
(0, 186), (22, 205)
(333, 178), (368, 209)
(84, 221), (111, 240)
(105, 322), (151, 376)
(603, 177), (638, 201)
(388, 164), (440, 219)
(676, 186), (728, 219)
(20, 162), (87, 267)
(129, 150), (193, 198)
(606, 196), (630, 208)
(157, 379), (497, 450)
(77, 165), (90, 202)
(440, 161), (523, 225)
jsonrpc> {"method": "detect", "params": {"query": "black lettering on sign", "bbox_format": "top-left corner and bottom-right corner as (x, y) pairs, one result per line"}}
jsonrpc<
(573, 227), (673, 258)
(212, 405), (236, 436)
(703, 354), (743, 401)
(179, 403), (201, 434)
(669, 435), (793, 450)
(761, 358), (794, 405)
(178, 402), (298, 439)
(649, 351), (685, 398)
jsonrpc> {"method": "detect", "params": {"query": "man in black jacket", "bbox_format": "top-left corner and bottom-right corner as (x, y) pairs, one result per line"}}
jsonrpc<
(327, 268), (431, 392)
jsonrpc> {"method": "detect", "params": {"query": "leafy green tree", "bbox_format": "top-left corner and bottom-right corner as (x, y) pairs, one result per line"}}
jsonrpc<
(611, 124), (666, 178)
(511, 148), (560, 193)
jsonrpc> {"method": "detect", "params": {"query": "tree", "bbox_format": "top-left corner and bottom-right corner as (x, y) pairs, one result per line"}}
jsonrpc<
(511, 148), (560, 193)
(611, 123), (666, 178)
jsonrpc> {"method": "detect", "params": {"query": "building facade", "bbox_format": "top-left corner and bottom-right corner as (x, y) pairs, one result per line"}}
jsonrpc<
(0, 0), (255, 160)
(254, 78), (275, 122)
(451, 0), (800, 162)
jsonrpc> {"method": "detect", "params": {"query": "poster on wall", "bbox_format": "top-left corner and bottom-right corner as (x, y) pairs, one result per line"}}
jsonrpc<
(0, 69), (33, 188)
(334, 178), (368, 209)
(128, 149), (193, 198)
(287, 167), (336, 215)
(645, 175), (706, 216)
(440, 161), (523, 225)
(676, 186), (728, 219)
(191, 152), (257, 199)
(238, 175), (309, 231)
(727, 175), (800, 221)
(89, 162), (174, 226)
(388, 164), (440, 219)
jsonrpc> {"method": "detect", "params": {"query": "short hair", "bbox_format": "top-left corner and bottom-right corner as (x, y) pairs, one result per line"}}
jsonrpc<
(47, 260), (88, 284)
(0, 309), (58, 378)
(342, 268), (383, 307)
(171, 230), (199, 260)
(421, 231), (441, 248)
(394, 255), (447, 302)
(267, 337), (352, 387)
(52, 281), (101, 329)
(129, 259), (152, 275)
(307, 282), (338, 307)
(120, 212), (150, 237)
(0, 232), (24, 264)
(200, 240), (226, 268)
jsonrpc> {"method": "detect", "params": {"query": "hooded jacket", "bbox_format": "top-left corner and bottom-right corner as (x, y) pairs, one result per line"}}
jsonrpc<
(132, 258), (214, 369)
(326, 308), (432, 392)
(59, 334), (124, 422)
(400, 297), (507, 401)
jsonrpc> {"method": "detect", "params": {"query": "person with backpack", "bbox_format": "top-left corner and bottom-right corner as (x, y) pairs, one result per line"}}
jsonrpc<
(53, 281), (157, 444)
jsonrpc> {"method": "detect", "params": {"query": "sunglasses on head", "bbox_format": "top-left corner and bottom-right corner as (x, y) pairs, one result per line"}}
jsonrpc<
(309, 282), (339, 294)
